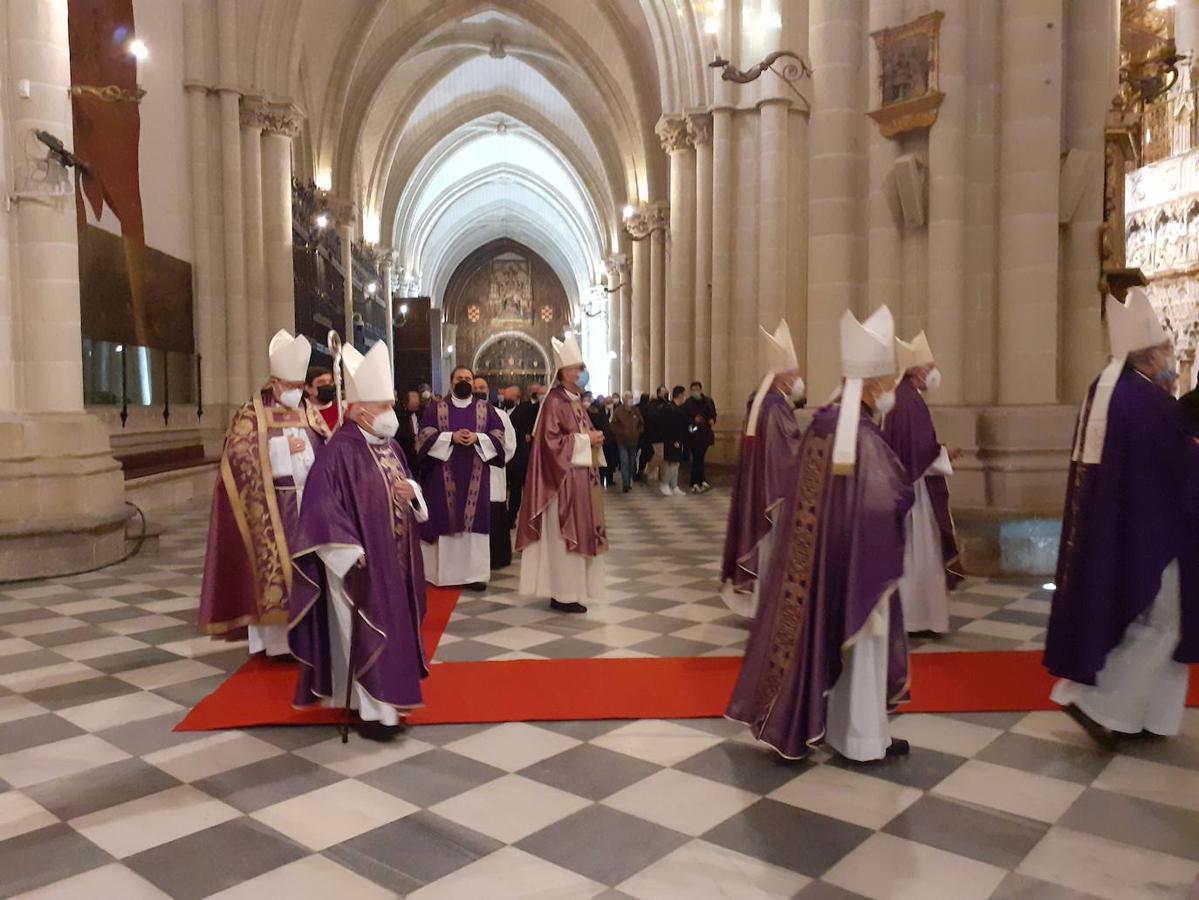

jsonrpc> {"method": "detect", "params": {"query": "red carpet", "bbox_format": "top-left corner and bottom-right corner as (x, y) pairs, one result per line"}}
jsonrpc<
(176, 609), (1199, 730)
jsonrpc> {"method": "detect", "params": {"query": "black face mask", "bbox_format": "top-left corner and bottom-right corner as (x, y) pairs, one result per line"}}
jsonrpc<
(499, 399), (516, 410)
(452, 381), (473, 400)
(315, 384), (337, 404)
(473, 391), (487, 401)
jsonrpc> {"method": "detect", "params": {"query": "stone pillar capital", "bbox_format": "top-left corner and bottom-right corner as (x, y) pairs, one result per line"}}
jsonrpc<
(239, 94), (268, 130)
(262, 101), (304, 137)
(685, 111), (713, 145)
(655, 116), (691, 154)
(624, 202), (670, 240)
(606, 252), (629, 273)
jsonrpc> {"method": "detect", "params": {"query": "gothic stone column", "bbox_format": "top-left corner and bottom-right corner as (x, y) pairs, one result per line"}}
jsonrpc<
(648, 203), (669, 390)
(240, 97), (268, 385)
(262, 102), (301, 336)
(0, 0), (125, 578)
(658, 117), (695, 386)
(688, 112), (713, 391)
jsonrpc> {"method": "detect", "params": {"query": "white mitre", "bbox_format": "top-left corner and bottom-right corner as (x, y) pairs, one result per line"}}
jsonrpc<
(833, 305), (896, 473)
(552, 333), (584, 371)
(895, 330), (935, 376)
(343, 341), (394, 403)
(268, 329), (311, 382)
(1075, 288), (1171, 466)
(747, 319), (801, 437)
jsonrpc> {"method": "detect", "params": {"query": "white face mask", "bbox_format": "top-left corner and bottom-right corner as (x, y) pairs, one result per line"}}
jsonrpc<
(278, 388), (303, 409)
(875, 390), (896, 416)
(789, 378), (806, 404)
(924, 367), (942, 392)
(369, 409), (399, 438)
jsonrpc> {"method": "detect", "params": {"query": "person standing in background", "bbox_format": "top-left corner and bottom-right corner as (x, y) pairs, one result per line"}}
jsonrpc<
(396, 389), (422, 466)
(635, 392), (654, 482)
(508, 383), (541, 520)
(683, 380), (717, 492)
(611, 392), (644, 492)
(474, 376), (518, 569)
(658, 386), (690, 497)
(304, 366), (339, 439)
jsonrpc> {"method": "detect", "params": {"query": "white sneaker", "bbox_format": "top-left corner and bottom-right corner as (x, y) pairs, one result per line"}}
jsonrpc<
(659, 484), (672, 496)
(673, 487), (686, 497)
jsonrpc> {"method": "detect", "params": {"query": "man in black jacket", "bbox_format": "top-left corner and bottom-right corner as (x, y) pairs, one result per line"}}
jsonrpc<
(507, 383), (540, 520)
(396, 389), (422, 468)
(683, 380), (717, 492)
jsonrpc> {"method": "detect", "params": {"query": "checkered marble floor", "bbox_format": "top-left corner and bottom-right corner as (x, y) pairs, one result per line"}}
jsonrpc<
(0, 485), (1196, 899)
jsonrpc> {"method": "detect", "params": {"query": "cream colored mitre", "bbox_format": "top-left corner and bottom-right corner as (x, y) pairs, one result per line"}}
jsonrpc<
(268, 329), (312, 382)
(343, 341), (394, 403)
(895, 330), (935, 375)
(552, 333), (584, 370)
(834, 305), (896, 473)
(1107, 288), (1169, 359)
(1075, 289), (1171, 466)
(746, 319), (801, 437)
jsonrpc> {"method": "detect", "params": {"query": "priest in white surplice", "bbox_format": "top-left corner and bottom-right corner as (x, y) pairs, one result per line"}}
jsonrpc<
(515, 334), (608, 614)
(414, 365), (508, 590)
(883, 332), (964, 636)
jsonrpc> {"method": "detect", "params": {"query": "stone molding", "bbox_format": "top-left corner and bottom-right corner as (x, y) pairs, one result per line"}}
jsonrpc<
(655, 116), (690, 154)
(241, 96), (304, 137)
(624, 202), (670, 240)
(685, 111), (713, 145)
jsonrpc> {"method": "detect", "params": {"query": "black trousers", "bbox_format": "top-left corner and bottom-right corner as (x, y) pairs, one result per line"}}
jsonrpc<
(636, 441), (654, 477)
(507, 473), (524, 522)
(490, 500), (512, 569)
(690, 444), (709, 486)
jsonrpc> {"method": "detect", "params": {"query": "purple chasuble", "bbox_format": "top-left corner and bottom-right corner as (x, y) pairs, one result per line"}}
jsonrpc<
(1044, 366), (1199, 685)
(200, 388), (325, 638)
(288, 426), (429, 710)
(415, 399), (507, 542)
(515, 385), (607, 557)
(727, 403), (915, 758)
(720, 390), (804, 598)
(882, 376), (962, 589)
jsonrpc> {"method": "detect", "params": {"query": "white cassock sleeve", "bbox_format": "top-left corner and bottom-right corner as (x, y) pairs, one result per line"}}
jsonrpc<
(407, 479), (429, 523)
(474, 433), (498, 462)
(427, 432), (454, 461)
(500, 409), (517, 462)
(571, 433), (593, 467)
(317, 545), (363, 579)
(268, 436), (292, 479)
(925, 446), (954, 478)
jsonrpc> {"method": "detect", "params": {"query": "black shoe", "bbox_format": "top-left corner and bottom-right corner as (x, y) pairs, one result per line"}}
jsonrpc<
(885, 738), (910, 758)
(908, 629), (942, 640)
(623, 486), (631, 493)
(550, 598), (588, 614)
(464, 582), (488, 592)
(1062, 703), (1118, 749)
(356, 721), (405, 742)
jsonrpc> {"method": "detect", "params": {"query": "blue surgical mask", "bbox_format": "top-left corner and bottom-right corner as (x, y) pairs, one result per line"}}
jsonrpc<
(1156, 355), (1179, 387)
(576, 369), (590, 390)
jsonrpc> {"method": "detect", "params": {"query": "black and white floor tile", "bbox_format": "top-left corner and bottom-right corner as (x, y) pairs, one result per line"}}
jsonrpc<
(0, 485), (1196, 899)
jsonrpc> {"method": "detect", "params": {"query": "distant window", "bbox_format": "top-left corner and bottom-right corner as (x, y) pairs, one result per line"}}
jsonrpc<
(467, 304), (481, 323)
(540, 305), (554, 323)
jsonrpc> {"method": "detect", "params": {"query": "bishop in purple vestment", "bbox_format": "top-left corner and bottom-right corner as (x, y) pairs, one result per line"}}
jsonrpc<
(727, 306), (914, 761)
(721, 320), (806, 618)
(200, 330), (324, 657)
(883, 332), (963, 635)
(415, 365), (508, 588)
(288, 341), (430, 741)
(1045, 290), (1199, 744)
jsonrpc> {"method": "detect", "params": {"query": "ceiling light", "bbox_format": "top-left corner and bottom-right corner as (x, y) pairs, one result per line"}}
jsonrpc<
(366, 281), (378, 296)
(1155, 0), (1176, 9)
(1041, 582), (1056, 591)
(314, 213), (329, 229)
(399, 303), (409, 315)
(622, 204), (635, 220)
(563, 330), (573, 339)
(128, 38), (149, 60)
(446, 344), (455, 354)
